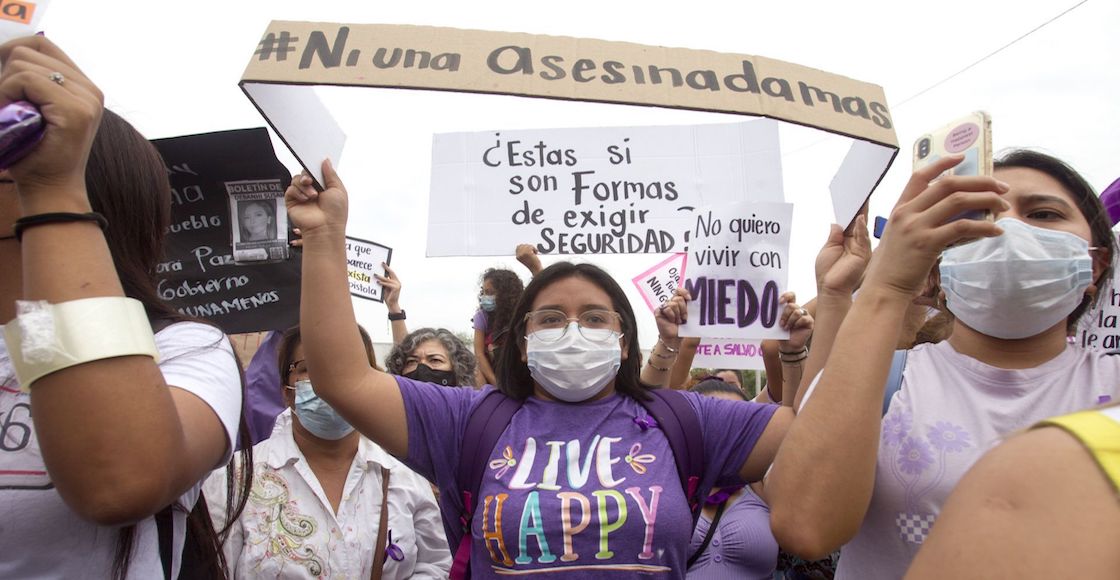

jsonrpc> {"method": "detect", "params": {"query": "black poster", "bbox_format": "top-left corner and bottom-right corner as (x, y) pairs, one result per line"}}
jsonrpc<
(152, 128), (300, 334)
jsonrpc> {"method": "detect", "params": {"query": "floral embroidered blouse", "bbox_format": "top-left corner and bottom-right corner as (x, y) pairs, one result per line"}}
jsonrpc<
(205, 411), (451, 579)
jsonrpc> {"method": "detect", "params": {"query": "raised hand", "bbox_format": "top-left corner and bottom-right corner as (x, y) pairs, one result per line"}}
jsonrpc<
(654, 287), (690, 341)
(0, 36), (103, 213)
(864, 154), (1008, 300)
(376, 262), (402, 309)
(815, 214), (872, 299)
(284, 159), (348, 236)
(777, 292), (813, 351)
(515, 243), (543, 275)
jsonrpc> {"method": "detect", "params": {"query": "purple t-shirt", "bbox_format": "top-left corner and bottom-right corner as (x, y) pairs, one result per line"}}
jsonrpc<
(472, 309), (489, 334)
(396, 377), (777, 578)
(686, 486), (778, 580)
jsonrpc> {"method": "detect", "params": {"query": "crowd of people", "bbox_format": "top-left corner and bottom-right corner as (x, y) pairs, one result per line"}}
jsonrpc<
(0, 36), (1117, 580)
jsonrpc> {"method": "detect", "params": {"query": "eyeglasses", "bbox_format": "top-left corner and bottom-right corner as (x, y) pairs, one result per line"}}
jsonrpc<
(524, 309), (623, 343)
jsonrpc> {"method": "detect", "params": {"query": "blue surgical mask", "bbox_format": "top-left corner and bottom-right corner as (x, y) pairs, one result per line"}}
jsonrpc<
(479, 294), (497, 312)
(293, 379), (355, 440)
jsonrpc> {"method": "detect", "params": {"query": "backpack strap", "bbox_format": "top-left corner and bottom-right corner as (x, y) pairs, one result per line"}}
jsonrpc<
(882, 349), (908, 417)
(640, 389), (705, 516)
(450, 389), (523, 580)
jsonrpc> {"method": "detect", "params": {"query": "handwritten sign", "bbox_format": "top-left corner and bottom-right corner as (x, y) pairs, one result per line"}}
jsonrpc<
(428, 120), (782, 256)
(632, 253), (686, 313)
(239, 22), (899, 223)
(691, 338), (767, 370)
(151, 128), (301, 334)
(1078, 233), (1120, 351)
(679, 201), (792, 340)
(345, 236), (393, 302)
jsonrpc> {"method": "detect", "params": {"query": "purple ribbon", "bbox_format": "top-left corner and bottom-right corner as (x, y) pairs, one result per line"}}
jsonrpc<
(633, 415), (658, 431)
(704, 485), (745, 506)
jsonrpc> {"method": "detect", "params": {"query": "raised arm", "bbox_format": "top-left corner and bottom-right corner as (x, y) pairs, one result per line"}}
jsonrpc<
(766, 156), (1009, 558)
(515, 243), (543, 277)
(4, 37), (238, 526)
(772, 293), (813, 406)
(376, 263), (409, 344)
(287, 162), (408, 457)
(639, 289), (688, 387)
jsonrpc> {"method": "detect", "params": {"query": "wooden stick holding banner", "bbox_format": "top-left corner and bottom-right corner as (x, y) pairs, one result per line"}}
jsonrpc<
(346, 236), (393, 302)
(632, 253), (687, 313)
(679, 201), (793, 340)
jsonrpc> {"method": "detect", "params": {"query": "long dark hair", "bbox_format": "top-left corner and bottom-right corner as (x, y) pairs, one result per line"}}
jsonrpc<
(994, 149), (1116, 329)
(494, 261), (651, 401)
(87, 110), (253, 579)
(480, 268), (524, 349)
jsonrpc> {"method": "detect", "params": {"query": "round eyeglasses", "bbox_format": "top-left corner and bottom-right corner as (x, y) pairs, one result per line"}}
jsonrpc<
(524, 309), (623, 343)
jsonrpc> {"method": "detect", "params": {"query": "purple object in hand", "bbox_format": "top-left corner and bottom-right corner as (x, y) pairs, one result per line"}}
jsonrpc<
(1100, 177), (1120, 227)
(0, 101), (45, 171)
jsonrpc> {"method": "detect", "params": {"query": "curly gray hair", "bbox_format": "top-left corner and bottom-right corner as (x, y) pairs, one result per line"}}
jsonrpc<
(386, 327), (477, 387)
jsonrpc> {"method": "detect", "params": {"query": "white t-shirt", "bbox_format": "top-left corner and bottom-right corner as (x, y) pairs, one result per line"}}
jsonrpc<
(0, 321), (242, 579)
(204, 410), (451, 579)
(835, 340), (1120, 580)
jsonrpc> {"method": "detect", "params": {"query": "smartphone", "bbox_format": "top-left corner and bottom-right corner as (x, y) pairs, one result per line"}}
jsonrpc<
(913, 111), (993, 229)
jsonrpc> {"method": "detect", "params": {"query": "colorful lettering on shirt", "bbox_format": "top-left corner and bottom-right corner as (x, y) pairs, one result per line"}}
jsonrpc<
(481, 493), (514, 566)
(557, 491), (592, 562)
(595, 436), (626, 488)
(624, 485), (662, 559)
(515, 491), (557, 564)
(566, 435), (602, 488)
(508, 438), (538, 490)
(538, 440), (564, 491)
(592, 489), (628, 559)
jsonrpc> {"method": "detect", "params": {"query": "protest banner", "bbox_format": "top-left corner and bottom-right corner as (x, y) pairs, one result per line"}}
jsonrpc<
(1078, 232), (1120, 351)
(429, 120), (783, 256)
(678, 201), (793, 340)
(632, 253), (686, 313)
(152, 128), (302, 334)
(346, 236), (393, 301)
(691, 338), (767, 370)
(239, 22), (898, 226)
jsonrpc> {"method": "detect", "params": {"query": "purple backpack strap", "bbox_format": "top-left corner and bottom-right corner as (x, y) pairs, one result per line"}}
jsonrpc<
(640, 389), (705, 517)
(450, 389), (522, 580)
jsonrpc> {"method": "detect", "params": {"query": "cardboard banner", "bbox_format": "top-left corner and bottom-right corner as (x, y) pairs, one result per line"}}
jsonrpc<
(1078, 232), (1120, 351)
(691, 338), (767, 370)
(679, 201), (793, 340)
(240, 22), (898, 222)
(346, 236), (393, 302)
(151, 128), (302, 334)
(632, 253), (686, 313)
(429, 120), (783, 256)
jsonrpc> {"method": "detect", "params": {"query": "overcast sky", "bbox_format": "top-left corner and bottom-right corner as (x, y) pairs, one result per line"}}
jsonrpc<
(40, 0), (1120, 349)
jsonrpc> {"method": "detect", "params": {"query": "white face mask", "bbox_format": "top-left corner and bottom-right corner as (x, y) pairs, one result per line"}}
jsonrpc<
(526, 322), (622, 402)
(939, 218), (1093, 339)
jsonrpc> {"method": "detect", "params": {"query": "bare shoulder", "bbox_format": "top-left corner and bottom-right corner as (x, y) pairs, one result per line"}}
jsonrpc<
(906, 426), (1120, 579)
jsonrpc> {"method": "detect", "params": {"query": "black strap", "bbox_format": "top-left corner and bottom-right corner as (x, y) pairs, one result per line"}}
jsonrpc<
(155, 505), (174, 580)
(686, 500), (728, 568)
(13, 211), (107, 241)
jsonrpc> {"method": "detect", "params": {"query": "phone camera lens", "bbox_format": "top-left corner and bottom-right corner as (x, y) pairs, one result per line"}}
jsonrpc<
(917, 138), (931, 159)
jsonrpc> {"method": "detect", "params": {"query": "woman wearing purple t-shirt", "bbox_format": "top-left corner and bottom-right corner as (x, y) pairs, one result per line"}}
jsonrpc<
(768, 150), (1120, 580)
(285, 161), (805, 579)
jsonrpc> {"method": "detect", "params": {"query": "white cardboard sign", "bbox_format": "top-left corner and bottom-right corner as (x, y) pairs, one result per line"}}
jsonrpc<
(427, 120), (784, 256)
(679, 201), (793, 340)
(345, 236), (393, 302)
(1077, 232), (1120, 351)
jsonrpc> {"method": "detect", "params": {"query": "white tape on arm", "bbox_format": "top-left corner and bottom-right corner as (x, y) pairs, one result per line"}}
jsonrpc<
(3, 297), (160, 390)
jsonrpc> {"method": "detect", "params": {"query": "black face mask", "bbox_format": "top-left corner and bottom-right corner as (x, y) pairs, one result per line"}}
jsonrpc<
(404, 363), (458, 387)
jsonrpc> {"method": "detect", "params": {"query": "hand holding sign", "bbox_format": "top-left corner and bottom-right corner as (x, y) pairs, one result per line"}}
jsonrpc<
(654, 288), (691, 343)
(375, 263), (402, 309)
(285, 159), (348, 237)
(815, 215), (872, 299)
(777, 292), (814, 351)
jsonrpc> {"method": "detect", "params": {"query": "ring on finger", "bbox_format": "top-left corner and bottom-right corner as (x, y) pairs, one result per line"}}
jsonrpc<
(799, 308), (808, 316)
(48, 71), (65, 86)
